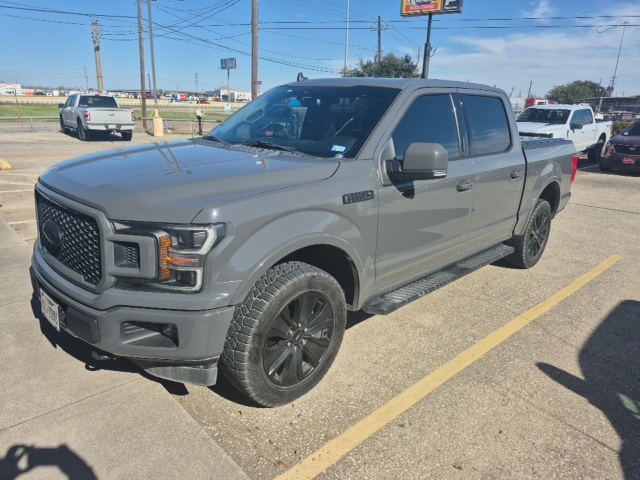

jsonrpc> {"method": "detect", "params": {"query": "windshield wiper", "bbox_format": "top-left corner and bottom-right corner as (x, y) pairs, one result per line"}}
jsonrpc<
(203, 134), (225, 143)
(242, 140), (296, 152)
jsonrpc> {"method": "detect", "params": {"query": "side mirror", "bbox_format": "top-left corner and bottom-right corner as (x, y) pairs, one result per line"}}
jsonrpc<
(570, 122), (583, 130)
(386, 142), (449, 182)
(57, 103), (65, 109)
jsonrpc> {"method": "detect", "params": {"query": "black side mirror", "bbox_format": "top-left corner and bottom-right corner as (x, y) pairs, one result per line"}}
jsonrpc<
(386, 142), (449, 182)
(570, 122), (583, 130)
(57, 103), (65, 109)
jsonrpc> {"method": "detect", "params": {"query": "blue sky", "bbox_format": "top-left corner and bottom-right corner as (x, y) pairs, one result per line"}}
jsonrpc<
(0, 0), (639, 98)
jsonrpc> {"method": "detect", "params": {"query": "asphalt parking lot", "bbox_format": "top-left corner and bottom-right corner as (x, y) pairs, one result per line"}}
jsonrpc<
(1, 131), (639, 479)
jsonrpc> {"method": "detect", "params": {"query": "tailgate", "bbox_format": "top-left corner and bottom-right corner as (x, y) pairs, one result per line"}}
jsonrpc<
(87, 108), (133, 124)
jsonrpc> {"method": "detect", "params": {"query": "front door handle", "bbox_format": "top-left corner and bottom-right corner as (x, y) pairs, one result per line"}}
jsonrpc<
(511, 169), (525, 180)
(456, 180), (475, 192)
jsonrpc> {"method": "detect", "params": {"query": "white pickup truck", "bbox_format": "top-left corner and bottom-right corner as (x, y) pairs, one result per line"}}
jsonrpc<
(59, 94), (136, 141)
(517, 104), (612, 161)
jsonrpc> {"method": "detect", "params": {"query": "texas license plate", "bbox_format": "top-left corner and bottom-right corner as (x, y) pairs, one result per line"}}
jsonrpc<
(107, 124), (116, 129)
(622, 157), (636, 165)
(39, 288), (60, 331)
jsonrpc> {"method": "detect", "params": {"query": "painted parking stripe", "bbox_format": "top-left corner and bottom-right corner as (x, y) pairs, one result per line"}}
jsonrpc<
(277, 254), (623, 480)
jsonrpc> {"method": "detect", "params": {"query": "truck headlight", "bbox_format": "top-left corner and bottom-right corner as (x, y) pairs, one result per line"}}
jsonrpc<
(114, 223), (225, 292)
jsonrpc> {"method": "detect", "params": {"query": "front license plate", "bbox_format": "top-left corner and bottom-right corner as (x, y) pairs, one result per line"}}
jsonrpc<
(39, 289), (60, 331)
(107, 124), (116, 129)
(623, 157), (636, 165)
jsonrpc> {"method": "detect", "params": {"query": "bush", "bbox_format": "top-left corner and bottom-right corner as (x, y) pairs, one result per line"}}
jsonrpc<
(613, 121), (633, 135)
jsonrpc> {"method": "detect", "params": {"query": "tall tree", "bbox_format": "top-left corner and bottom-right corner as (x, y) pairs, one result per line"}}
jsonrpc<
(342, 53), (418, 78)
(547, 81), (606, 104)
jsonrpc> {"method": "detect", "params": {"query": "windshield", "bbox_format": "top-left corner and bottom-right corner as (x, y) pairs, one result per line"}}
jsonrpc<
(78, 96), (118, 108)
(208, 85), (400, 158)
(516, 108), (570, 125)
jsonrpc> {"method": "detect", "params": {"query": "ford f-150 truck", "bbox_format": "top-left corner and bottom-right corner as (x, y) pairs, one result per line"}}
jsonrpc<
(33, 78), (577, 407)
(59, 94), (136, 141)
(516, 104), (612, 161)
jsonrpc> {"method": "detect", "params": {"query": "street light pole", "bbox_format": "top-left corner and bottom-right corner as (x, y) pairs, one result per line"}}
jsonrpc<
(608, 21), (628, 95)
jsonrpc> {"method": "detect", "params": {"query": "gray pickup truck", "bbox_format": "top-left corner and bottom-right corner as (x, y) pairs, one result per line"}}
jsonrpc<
(59, 94), (136, 141)
(32, 78), (577, 406)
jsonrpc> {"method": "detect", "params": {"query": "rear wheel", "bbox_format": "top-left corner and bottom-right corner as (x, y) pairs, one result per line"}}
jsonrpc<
(505, 199), (552, 269)
(121, 131), (133, 141)
(220, 262), (347, 407)
(588, 139), (604, 162)
(77, 119), (90, 141)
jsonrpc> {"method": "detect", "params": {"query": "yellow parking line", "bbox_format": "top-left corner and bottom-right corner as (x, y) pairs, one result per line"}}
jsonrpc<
(277, 254), (623, 480)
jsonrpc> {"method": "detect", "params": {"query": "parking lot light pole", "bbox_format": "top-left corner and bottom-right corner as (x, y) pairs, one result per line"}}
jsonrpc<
(137, 0), (147, 129)
(420, 13), (433, 79)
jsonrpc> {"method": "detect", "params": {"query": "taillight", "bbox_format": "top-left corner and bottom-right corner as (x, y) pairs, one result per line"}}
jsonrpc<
(84, 111), (91, 122)
(571, 156), (578, 182)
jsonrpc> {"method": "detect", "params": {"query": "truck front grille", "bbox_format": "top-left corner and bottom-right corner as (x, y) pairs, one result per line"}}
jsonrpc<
(36, 192), (102, 286)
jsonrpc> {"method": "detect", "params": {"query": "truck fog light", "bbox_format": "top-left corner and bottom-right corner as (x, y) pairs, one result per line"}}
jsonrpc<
(176, 270), (197, 287)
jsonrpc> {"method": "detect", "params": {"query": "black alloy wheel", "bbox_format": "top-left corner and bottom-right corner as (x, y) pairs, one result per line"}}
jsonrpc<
(505, 198), (552, 269)
(262, 291), (335, 387)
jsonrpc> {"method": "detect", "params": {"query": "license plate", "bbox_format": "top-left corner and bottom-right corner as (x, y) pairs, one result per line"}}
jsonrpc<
(39, 288), (60, 331)
(623, 157), (636, 165)
(107, 124), (116, 129)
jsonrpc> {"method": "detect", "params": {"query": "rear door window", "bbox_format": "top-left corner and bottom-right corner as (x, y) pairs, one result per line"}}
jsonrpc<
(461, 95), (511, 156)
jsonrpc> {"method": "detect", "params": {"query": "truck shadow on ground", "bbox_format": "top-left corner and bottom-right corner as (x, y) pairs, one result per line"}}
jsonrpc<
(0, 444), (96, 480)
(537, 300), (640, 479)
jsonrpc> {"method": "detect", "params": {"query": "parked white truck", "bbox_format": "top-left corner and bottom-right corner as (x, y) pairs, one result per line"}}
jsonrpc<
(59, 94), (136, 141)
(517, 104), (612, 161)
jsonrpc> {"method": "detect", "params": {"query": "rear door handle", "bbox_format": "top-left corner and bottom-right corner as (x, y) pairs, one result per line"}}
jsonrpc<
(511, 169), (525, 180)
(456, 180), (475, 192)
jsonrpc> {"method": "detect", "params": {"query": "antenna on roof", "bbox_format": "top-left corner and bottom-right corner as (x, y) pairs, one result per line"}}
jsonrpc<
(297, 72), (308, 83)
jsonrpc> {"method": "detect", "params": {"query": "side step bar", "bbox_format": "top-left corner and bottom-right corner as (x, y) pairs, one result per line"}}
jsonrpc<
(362, 243), (515, 315)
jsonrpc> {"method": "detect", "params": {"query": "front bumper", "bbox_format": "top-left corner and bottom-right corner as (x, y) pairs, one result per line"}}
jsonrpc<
(600, 153), (640, 171)
(32, 255), (235, 385)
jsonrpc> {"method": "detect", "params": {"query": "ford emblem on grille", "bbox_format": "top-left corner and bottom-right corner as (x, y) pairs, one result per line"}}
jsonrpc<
(42, 219), (65, 251)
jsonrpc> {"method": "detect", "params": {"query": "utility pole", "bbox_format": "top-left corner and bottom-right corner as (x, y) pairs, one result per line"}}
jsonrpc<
(420, 14), (433, 78)
(251, 0), (258, 100)
(608, 21), (629, 96)
(83, 65), (89, 92)
(137, 0), (147, 128)
(147, 0), (158, 108)
(343, 0), (350, 71)
(92, 20), (104, 92)
(195, 72), (199, 95)
(371, 17), (388, 63)
(526, 80), (533, 99)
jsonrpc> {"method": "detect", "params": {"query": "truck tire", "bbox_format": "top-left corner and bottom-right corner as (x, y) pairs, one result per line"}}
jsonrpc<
(588, 139), (604, 162)
(77, 119), (90, 141)
(220, 261), (347, 407)
(505, 199), (551, 269)
(59, 116), (69, 134)
(121, 131), (133, 141)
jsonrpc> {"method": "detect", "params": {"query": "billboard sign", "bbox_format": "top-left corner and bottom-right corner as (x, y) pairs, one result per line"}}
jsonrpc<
(220, 58), (237, 69)
(401, 0), (463, 17)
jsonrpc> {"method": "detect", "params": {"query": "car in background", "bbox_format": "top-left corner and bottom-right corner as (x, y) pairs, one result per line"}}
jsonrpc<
(600, 121), (640, 173)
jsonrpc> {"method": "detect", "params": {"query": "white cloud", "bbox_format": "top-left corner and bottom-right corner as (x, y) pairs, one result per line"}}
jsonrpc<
(522, 0), (558, 19)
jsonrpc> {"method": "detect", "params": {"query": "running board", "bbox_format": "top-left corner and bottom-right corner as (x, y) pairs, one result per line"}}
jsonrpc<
(362, 244), (515, 315)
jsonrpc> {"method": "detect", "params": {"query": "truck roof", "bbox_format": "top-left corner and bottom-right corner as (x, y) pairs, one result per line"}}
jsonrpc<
(524, 104), (590, 111)
(280, 77), (506, 94)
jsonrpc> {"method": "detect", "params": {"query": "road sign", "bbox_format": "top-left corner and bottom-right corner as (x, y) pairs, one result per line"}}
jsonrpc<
(401, 0), (463, 17)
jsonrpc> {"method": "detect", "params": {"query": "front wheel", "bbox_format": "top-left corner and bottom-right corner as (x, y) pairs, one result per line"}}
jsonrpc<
(505, 199), (552, 269)
(220, 262), (347, 407)
(59, 116), (69, 134)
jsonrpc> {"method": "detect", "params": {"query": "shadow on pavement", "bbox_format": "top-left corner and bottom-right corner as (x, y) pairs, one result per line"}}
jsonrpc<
(0, 444), (96, 480)
(538, 300), (640, 479)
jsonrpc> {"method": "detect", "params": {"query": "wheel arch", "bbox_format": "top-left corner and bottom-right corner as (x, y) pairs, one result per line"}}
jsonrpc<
(538, 180), (561, 217)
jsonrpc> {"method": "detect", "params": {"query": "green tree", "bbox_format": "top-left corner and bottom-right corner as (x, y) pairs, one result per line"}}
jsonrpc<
(341, 53), (419, 78)
(546, 80), (606, 104)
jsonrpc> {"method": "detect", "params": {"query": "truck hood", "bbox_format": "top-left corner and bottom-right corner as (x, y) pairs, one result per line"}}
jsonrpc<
(517, 122), (565, 135)
(39, 139), (340, 223)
